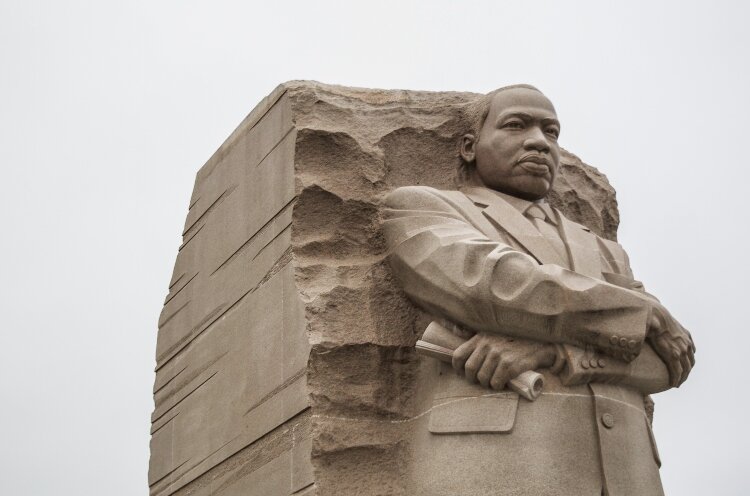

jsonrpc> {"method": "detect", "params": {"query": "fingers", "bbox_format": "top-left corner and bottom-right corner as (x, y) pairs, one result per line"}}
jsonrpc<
(678, 332), (695, 386)
(678, 348), (692, 386)
(668, 323), (695, 386)
(490, 361), (516, 391)
(652, 329), (697, 388)
(477, 351), (499, 388)
(654, 335), (681, 388)
(686, 334), (696, 367)
(463, 342), (489, 384)
(492, 358), (538, 390)
(650, 309), (699, 388)
(452, 334), (547, 390)
(452, 335), (479, 373)
(669, 351), (683, 389)
(684, 327), (697, 357)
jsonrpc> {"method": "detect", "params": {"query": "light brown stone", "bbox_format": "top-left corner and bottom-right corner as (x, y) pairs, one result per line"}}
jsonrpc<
(149, 81), (640, 495)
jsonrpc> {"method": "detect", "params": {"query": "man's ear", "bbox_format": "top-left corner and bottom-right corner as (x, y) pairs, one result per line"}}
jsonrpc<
(460, 134), (476, 163)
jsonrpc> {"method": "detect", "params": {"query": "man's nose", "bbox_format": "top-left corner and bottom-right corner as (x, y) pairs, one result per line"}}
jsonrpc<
(523, 127), (550, 152)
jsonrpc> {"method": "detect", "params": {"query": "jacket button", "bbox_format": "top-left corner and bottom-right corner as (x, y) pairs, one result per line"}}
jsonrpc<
(581, 359), (590, 369)
(589, 358), (599, 369)
(610, 335), (619, 345)
(619, 338), (628, 347)
(628, 340), (637, 349)
(597, 358), (606, 368)
(601, 413), (615, 428)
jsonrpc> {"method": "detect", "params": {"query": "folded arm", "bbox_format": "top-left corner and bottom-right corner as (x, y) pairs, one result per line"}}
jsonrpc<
(557, 343), (670, 394)
(383, 186), (654, 359)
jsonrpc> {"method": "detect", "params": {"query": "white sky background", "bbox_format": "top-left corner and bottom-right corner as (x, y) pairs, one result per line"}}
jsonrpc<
(1, 0), (748, 494)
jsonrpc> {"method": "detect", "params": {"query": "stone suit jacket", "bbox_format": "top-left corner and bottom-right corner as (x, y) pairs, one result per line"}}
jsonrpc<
(383, 185), (669, 496)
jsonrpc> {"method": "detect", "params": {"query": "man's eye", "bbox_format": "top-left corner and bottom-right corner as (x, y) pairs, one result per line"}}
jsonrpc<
(503, 121), (524, 129)
(545, 128), (560, 138)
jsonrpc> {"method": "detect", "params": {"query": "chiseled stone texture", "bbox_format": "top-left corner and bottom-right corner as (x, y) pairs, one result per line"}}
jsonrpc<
(149, 81), (620, 495)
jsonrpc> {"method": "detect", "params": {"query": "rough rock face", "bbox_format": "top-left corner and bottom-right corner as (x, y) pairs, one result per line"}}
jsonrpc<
(149, 81), (620, 495)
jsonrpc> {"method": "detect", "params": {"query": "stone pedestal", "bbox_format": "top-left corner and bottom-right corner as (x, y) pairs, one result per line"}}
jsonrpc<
(149, 81), (619, 496)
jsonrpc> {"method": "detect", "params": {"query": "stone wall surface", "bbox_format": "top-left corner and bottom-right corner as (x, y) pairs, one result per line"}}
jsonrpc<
(149, 81), (620, 495)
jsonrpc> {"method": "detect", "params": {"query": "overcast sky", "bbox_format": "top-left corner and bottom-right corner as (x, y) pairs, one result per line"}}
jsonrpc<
(1, 1), (748, 494)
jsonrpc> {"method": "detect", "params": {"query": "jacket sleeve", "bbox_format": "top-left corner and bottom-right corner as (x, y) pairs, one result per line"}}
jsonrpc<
(383, 186), (654, 359)
(557, 343), (670, 394)
(560, 238), (671, 392)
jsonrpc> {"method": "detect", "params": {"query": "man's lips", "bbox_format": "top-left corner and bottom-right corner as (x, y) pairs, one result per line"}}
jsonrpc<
(517, 154), (552, 176)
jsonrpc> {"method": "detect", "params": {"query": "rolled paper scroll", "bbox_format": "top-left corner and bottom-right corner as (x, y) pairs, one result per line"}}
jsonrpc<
(415, 321), (544, 401)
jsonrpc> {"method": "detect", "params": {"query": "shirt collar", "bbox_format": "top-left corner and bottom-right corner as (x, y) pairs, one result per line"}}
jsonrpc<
(481, 189), (558, 226)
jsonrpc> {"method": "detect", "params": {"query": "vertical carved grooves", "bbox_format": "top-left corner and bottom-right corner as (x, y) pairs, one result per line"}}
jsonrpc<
(158, 299), (191, 329)
(160, 410), (312, 496)
(153, 351), (229, 412)
(195, 84), (288, 183)
(155, 247), (294, 371)
(256, 126), (295, 169)
(151, 371), (218, 424)
(149, 459), (191, 490)
(182, 184), (237, 238)
(164, 271), (198, 305)
(292, 483), (316, 495)
(153, 364), (186, 395)
(243, 368), (306, 417)
(254, 224), (292, 262)
(150, 410), (179, 436)
(168, 272), (185, 290)
(210, 196), (296, 276)
(149, 437), (237, 495)
(155, 304), (226, 368)
(151, 88), (307, 496)
(178, 223), (205, 252)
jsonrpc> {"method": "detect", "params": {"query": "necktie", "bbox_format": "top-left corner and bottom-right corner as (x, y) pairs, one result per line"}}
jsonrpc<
(525, 204), (569, 266)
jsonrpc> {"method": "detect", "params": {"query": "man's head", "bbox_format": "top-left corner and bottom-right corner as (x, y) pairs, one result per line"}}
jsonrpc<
(459, 85), (561, 201)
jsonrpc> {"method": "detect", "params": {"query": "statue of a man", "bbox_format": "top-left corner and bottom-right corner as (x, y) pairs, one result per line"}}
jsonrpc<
(383, 84), (695, 496)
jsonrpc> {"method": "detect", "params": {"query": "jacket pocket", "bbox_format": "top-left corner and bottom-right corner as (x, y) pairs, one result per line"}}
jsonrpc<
(428, 393), (518, 434)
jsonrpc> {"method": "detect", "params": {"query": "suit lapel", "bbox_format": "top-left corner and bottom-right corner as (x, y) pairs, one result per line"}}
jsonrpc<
(556, 211), (603, 279)
(462, 187), (568, 267)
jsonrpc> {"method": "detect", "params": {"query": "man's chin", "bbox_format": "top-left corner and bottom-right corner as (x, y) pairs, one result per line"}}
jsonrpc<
(497, 178), (551, 201)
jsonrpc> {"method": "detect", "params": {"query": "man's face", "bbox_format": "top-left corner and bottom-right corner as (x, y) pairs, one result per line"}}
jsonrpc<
(469, 88), (561, 201)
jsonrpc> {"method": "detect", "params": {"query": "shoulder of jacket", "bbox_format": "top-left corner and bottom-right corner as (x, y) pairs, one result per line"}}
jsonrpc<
(384, 185), (463, 208)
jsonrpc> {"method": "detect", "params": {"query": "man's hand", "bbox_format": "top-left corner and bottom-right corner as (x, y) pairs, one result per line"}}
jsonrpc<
(452, 333), (556, 390)
(647, 303), (696, 387)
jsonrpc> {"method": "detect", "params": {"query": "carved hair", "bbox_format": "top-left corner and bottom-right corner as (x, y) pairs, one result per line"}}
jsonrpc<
(457, 84), (542, 184)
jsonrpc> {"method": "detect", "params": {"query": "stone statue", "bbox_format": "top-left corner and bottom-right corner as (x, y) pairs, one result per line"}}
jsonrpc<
(150, 82), (695, 496)
(382, 84), (696, 495)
